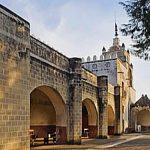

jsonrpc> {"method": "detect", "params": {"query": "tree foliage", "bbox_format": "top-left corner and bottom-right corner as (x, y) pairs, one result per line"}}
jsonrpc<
(120, 0), (150, 60)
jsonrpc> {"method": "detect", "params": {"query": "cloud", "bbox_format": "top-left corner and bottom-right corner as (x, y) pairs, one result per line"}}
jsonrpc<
(1, 0), (150, 100)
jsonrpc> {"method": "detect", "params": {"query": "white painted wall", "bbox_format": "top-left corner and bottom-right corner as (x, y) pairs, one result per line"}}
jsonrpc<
(137, 110), (150, 126)
(82, 59), (117, 86)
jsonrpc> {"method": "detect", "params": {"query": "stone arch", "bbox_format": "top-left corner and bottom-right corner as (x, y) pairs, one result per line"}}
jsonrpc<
(30, 85), (67, 144)
(108, 105), (115, 135)
(137, 110), (150, 132)
(82, 99), (98, 138)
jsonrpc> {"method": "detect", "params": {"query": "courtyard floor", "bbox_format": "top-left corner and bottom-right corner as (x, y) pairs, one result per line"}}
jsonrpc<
(31, 133), (150, 150)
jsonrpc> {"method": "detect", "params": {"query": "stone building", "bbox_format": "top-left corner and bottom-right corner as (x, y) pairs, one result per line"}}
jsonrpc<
(82, 23), (136, 133)
(0, 4), (135, 150)
(131, 95), (150, 132)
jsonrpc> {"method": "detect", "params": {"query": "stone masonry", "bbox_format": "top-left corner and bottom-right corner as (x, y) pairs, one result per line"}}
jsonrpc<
(0, 4), (30, 150)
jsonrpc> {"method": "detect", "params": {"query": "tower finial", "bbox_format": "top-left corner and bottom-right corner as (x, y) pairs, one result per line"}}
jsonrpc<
(115, 22), (118, 37)
(114, 11), (118, 37)
(113, 12), (120, 46)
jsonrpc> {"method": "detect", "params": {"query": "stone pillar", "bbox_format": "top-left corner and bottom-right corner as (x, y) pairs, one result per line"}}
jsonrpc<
(67, 58), (82, 144)
(131, 108), (136, 132)
(131, 109), (138, 132)
(97, 76), (108, 138)
(114, 86), (123, 134)
(128, 101), (132, 128)
(135, 114), (138, 132)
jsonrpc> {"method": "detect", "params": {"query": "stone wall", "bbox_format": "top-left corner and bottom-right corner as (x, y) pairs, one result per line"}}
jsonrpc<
(116, 59), (135, 130)
(108, 83), (115, 114)
(82, 68), (98, 111)
(29, 37), (70, 104)
(0, 5), (30, 150)
(30, 37), (69, 70)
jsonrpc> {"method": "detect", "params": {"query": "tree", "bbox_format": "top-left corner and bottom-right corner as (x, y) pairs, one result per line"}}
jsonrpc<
(119, 0), (150, 60)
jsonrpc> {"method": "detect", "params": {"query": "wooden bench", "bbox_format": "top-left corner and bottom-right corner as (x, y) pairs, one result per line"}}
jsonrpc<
(30, 134), (56, 146)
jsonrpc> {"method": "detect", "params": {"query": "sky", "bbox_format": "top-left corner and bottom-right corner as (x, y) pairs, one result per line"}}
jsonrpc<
(0, 0), (150, 101)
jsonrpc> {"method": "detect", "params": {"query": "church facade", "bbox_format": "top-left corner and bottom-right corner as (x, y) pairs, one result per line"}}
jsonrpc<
(82, 27), (136, 132)
(0, 4), (135, 150)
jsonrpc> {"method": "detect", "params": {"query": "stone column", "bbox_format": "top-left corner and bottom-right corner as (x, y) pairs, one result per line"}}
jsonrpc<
(132, 109), (138, 132)
(67, 58), (82, 144)
(131, 108), (136, 132)
(97, 76), (108, 138)
(114, 86), (123, 134)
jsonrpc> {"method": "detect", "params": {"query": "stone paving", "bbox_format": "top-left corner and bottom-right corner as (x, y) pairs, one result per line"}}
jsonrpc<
(31, 133), (150, 150)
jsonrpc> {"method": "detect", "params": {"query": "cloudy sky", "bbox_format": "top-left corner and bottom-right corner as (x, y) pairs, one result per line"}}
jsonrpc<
(1, 0), (150, 100)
